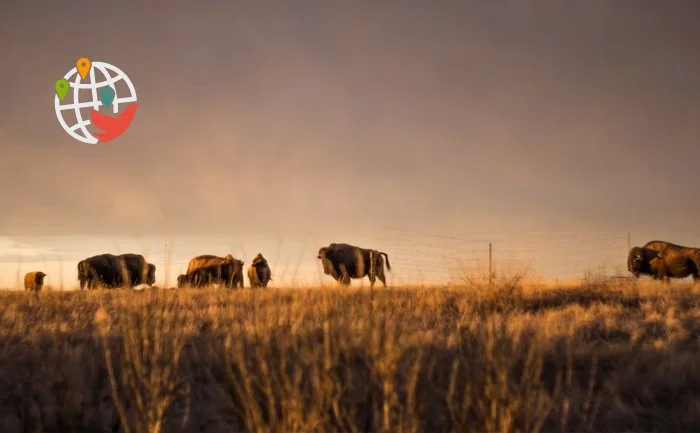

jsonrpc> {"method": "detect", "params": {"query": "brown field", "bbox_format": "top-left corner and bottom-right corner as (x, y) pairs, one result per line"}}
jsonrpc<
(0, 275), (699, 433)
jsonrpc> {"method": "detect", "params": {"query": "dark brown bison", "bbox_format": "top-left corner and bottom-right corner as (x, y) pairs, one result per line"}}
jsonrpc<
(628, 246), (700, 282)
(24, 271), (46, 292)
(78, 254), (120, 290)
(649, 249), (700, 282)
(247, 253), (272, 288)
(187, 254), (244, 288)
(77, 253), (150, 289)
(317, 243), (391, 289)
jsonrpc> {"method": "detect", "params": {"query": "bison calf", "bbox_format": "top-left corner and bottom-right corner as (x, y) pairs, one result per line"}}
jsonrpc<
(24, 272), (47, 292)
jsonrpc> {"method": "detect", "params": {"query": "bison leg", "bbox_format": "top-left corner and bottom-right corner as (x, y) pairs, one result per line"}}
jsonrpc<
(368, 274), (376, 289)
(338, 264), (351, 286)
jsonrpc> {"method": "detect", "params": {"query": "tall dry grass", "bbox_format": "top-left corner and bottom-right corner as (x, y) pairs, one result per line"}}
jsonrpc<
(0, 277), (699, 432)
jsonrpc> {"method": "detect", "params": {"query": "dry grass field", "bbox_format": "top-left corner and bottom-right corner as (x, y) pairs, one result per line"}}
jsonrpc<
(1, 274), (700, 433)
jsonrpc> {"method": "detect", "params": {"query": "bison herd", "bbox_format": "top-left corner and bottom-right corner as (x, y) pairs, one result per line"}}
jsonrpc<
(22, 238), (700, 292)
(21, 243), (393, 292)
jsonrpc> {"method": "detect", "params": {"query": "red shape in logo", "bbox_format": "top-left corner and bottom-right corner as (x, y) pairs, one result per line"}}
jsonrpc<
(90, 103), (138, 143)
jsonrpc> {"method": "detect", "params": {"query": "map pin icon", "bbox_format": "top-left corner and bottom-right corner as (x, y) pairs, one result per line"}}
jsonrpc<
(99, 87), (115, 108)
(55, 78), (69, 100)
(76, 58), (91, 79)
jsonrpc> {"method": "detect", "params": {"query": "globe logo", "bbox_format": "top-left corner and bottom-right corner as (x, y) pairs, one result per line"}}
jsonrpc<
(54, 57), (138, 144)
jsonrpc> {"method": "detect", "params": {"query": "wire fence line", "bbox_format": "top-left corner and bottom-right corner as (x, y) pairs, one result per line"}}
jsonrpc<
(0, 230), (633, 290)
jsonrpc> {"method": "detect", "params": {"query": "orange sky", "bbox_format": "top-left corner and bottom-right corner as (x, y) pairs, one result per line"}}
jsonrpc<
(1, 1), (700, 287)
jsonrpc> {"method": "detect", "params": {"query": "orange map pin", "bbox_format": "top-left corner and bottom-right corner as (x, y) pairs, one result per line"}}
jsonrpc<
(76, 58), (91, 79)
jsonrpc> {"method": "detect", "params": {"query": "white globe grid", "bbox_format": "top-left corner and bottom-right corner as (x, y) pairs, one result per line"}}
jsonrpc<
(54, 61), (138, 144)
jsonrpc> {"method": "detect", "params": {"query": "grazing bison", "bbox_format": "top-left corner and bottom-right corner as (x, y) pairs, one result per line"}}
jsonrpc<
(317, 243), (391, 289)
(78, 254), (121, 290)
(247, 253), (272, 288)
(187, 254), (234, 273)
(178, 261), (238, 288)
(187, 254), (244, 288)
(77, 253), (150, 289)
(24, 271), (46, 292)
(649, 249), (700, 282)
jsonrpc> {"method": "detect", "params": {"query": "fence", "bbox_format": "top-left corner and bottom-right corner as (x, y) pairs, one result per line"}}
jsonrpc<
(0, 229), (644, 290)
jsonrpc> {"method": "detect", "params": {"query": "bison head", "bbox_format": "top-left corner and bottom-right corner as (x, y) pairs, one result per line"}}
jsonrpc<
(231, 259), (245, 288)
(628, 246), (658, 277)
(317, 246), (340, 279)
(77, 260), (91, 289)
(252, 253), (266, 266)
(36, 272), (46, 284)
(627, 247), (643, 276)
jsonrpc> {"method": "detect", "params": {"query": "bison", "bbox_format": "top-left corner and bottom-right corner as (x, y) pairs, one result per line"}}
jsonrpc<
(77, 253), (150, 289)
(247, 253), (272, 288)
(628, 245), (700, 283)
(317, 243), (391, 289)
(24, 271), (46, 292)
(78, 254), (121, 290)
(187, 254), (244, 288)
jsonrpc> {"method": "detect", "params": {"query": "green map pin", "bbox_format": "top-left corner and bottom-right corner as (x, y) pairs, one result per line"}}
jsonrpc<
(55, 78), (69, 100)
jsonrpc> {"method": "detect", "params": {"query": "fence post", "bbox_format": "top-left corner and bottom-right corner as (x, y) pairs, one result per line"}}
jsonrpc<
(488, 242), (493, 286)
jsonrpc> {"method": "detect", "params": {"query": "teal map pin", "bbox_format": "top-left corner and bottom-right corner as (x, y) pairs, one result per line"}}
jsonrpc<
(55, 78), (69, 100)
(99, 87), (115, 108)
